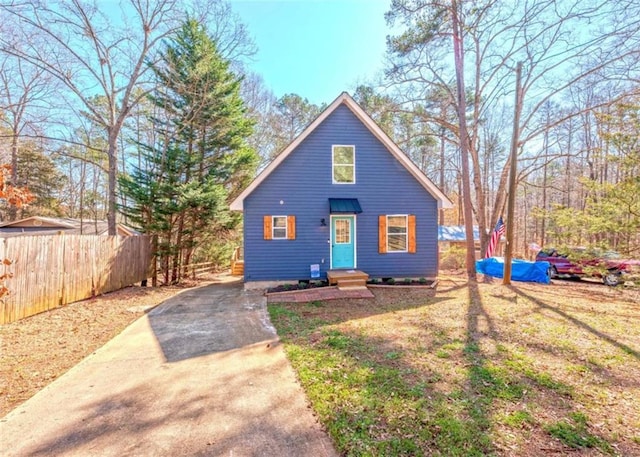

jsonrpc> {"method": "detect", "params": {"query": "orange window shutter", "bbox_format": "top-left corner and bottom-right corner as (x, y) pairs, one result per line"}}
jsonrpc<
(263, 216), (272, 240)
(287, 215), (296, 240)
(379, 215), (387, 253)
(408, 215), (416, 253)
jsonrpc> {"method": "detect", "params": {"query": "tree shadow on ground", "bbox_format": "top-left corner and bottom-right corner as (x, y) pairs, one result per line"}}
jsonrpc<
(270, 280), (504, 455)
(508, 285), (639, 361)
(15, 343), (335, 457)
(272, 278), (640, 455)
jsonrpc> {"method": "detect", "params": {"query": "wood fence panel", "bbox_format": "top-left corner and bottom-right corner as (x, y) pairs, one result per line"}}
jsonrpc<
(62, 236), (96, 305)
(93, 236), (110, 295)
(4, 236), (65, 322)
(0, 235), (152, 324)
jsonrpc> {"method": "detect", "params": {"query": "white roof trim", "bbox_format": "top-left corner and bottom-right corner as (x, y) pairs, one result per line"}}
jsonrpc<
(230, 92), (453, 210)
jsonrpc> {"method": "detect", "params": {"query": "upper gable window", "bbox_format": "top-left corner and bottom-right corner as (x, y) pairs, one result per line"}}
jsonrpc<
(332, 145), (355, 184)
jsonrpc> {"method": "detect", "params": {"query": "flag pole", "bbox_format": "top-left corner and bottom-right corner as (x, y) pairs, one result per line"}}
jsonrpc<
(503, 62), (523, 285)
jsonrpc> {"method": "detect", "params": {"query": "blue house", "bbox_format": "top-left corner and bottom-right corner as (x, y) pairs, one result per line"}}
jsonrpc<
(230, 92), (452, 288)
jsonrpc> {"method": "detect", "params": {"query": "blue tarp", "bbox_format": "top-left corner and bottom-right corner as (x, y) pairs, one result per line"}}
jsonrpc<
(476, 257), (551, 284)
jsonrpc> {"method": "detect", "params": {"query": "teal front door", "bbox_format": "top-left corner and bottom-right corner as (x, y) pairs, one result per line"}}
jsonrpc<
(331, 215), (355, 269)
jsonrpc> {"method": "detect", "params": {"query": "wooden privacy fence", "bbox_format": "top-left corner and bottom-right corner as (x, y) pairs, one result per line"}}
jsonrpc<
(0, 235), (152, 324)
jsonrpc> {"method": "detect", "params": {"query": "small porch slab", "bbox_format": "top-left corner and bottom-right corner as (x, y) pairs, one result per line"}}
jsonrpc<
(327, 269), (369, 289)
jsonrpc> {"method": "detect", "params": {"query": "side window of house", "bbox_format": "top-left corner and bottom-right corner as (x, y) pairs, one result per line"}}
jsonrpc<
(272, 216), (287, 239)
(387, 216), (407, 251)
(378, 214), (416, 254)
(332, 145), (355, 184)
(263, 215), (296, 240)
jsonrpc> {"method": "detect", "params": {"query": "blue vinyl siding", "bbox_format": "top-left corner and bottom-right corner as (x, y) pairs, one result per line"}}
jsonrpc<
(243, 104), (439, 281)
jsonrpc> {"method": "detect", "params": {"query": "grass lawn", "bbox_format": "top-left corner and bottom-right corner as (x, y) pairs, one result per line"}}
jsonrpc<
(268, 278), (640, 456)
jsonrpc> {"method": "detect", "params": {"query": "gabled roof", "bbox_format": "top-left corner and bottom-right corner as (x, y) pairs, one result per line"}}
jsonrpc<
(230, 92), (453, 211)
(0, 216), (140, 237)
(0, 216), (77, 229)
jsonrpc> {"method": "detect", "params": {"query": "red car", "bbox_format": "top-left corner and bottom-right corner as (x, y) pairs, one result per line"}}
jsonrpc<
(536, 248), (640, 286)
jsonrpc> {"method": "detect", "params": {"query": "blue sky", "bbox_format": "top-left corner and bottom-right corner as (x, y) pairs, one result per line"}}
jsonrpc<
(231, 0), (391, 106)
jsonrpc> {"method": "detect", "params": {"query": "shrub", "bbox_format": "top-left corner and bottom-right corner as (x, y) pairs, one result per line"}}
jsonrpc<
(386, 278), (396, 285)
(440, 245), (466, 270)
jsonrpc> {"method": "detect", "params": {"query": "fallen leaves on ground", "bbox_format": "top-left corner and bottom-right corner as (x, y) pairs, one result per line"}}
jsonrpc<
(0, 277), (214, 418)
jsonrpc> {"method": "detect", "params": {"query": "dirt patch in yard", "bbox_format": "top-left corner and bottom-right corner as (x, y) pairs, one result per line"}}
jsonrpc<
(0, 276), (219, 418)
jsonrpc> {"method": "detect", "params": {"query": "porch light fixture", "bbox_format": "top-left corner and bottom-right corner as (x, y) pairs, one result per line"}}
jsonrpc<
(320, 218), (327, 226)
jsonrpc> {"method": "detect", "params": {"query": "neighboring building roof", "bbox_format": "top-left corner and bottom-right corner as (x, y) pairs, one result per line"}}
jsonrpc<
(0, 216), (140, 237)
(438, 225), (480, 242)
(230, 92), (453, 211)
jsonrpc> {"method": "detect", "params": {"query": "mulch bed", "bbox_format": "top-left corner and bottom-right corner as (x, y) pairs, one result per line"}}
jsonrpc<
(267, 278), (436, 294)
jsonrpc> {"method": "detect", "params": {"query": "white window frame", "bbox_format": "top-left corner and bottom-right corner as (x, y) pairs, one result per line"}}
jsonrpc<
(387, 214), (408, 253)
(332, 145), (355, 184)
(272, 215), (287, 240)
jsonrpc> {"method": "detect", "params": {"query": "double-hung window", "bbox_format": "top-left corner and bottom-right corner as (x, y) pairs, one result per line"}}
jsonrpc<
(387, 215), (408, 252)
(378, 214), (416, 254)
(263, 215), (296, 240)
(272, 216), (287, 239)
(332, 145), (355, 184)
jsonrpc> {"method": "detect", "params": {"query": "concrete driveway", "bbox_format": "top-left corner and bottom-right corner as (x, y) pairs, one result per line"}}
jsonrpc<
(0, 280), (338, 456)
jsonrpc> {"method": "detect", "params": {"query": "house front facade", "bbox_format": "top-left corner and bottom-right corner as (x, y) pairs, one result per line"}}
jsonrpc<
(231, 92), (452, 288)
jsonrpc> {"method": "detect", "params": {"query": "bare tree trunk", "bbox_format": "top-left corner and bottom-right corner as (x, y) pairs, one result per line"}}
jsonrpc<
(523, 185), (529, 258)
(457, 173), (463, 225)
(565, 118), (573, 208)
(452, 1), (477, 279)
(79, 159), (86, 233)
(151, 235), (158, 287)
(541, 112), (549, 247)
(107, 130), (118, 235)
(171, 214), (185, 284)
(8, 133), (19, 221)
(503, 62), (523, 285)
(439, 129), (446, 225)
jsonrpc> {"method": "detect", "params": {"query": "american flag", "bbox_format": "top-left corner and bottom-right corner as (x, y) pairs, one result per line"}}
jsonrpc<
(485, 217), (505, 258)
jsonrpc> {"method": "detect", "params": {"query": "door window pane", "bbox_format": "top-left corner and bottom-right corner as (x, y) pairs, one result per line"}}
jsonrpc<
(335, 219), (350, 244)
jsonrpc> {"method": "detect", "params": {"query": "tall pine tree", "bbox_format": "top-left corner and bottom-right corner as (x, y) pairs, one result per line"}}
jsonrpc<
(120, 19), (257, 284)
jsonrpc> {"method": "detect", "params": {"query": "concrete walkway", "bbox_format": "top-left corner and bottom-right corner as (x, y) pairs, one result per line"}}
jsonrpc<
(0, 280), (338, 457)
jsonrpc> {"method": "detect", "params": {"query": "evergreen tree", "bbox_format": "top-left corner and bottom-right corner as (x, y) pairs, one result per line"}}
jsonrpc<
(120, 19), (257, 284)
(0, 141), (65, 219)
(541, 94), (640, 255)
